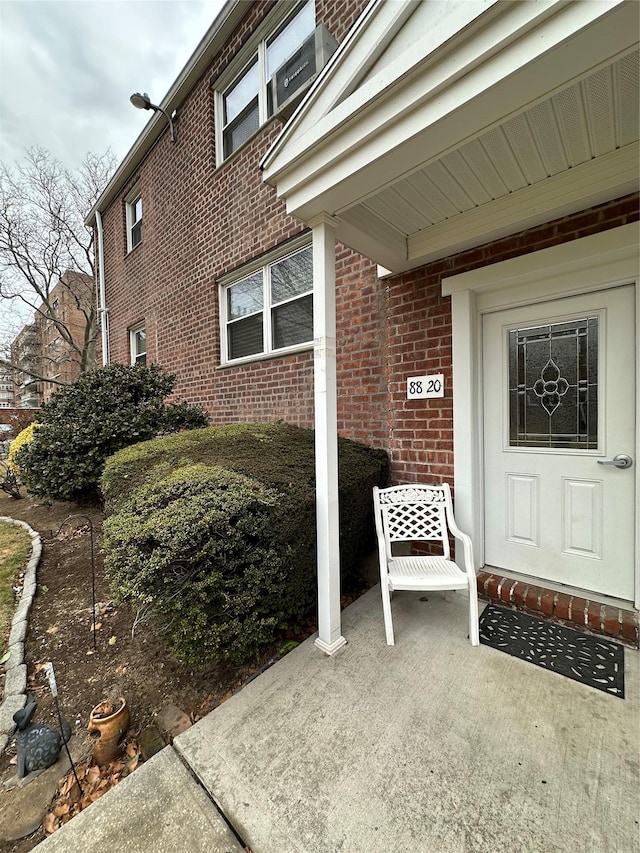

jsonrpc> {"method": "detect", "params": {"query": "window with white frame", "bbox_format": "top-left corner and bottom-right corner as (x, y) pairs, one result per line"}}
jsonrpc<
(130, 324), (147, 366)
(222, 243), (313, 363)
(125, 188), (143, 252)
(216, 0), (315, 163)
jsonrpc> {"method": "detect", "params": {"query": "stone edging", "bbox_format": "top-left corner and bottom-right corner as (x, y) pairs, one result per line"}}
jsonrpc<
(0, 517), (42, 754)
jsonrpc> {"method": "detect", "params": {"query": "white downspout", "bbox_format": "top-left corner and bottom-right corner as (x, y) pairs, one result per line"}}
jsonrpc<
(95, 209), (109, 365)
(311, 213), (346, 656)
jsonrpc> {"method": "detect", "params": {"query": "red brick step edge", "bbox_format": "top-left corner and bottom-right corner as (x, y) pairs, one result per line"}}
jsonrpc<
(477, 571), (639, 648)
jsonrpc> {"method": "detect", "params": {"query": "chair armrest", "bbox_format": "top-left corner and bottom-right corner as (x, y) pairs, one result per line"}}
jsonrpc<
(449, 525), (476, 579)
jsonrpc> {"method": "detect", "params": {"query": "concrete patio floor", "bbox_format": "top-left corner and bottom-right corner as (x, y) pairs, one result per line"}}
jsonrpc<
(35, 587), (639, 852)
(174, 588), (640, 853)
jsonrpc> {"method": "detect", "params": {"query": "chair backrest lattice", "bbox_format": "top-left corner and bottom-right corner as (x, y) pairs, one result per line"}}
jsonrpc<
(376, 484), (452, 558)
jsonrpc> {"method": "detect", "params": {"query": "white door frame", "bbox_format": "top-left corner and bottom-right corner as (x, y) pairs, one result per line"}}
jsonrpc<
(442, 223), (640, 608)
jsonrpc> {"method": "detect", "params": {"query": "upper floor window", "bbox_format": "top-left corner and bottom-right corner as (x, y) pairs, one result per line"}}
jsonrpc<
(221, 242), (313, 363)
(216, 1), (315, 164)
(130, 323), (147, 366)
(126, 187), (143, 252)
(222, 58), (260, 160)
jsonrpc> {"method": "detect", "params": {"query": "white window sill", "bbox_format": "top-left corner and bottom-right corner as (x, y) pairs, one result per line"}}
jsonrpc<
(218, 342), (313, 370)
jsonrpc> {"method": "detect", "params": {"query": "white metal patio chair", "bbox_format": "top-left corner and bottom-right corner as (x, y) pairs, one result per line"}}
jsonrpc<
(373, 483), (480, 646)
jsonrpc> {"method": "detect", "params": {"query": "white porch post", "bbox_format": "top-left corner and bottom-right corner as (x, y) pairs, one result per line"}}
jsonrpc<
(311, 213), (347, 655)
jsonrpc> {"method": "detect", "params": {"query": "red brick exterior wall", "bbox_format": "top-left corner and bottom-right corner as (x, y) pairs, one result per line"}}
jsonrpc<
(382, 193), (639, 485)
(100, 0), (369, 428)
(98, 1), (639, 488)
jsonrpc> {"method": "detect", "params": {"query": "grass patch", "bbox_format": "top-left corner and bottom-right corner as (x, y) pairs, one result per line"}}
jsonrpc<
(0, 521), (31, 652)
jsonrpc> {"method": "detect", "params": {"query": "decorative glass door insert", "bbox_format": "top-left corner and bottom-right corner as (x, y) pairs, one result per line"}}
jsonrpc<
(508, 317), (598, 449)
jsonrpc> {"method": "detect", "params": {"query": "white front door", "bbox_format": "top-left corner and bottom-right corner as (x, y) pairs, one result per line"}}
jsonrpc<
(483, 285), (636, 601)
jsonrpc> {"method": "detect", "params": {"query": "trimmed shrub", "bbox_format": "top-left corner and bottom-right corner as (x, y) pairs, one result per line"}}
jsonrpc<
(104, 465), (287, 664)
(102, 423), (389, 664)
(16, 363), (208, 501)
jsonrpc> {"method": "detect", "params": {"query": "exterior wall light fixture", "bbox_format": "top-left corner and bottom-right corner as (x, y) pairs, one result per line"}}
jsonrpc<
(130, 92), (177, 143)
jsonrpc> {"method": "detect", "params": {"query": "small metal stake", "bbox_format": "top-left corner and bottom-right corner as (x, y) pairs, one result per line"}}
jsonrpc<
(45, 662), (83, 795)
(54, 515), (97, 650)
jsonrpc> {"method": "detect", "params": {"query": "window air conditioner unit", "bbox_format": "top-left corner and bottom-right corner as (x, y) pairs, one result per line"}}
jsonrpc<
(271, 24), (338, 117)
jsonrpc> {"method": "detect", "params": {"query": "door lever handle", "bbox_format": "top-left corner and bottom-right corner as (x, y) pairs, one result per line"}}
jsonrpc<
(597, 454), (633, 469)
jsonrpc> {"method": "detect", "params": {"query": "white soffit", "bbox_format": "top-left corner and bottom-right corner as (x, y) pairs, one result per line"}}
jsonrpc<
(339, 51), (639, 270)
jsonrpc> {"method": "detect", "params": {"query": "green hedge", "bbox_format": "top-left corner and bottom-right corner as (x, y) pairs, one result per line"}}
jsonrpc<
(102, 423), (388, 664)
(16, 364), (208, 501)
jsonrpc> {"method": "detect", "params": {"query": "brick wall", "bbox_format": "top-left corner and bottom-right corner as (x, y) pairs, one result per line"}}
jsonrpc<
(98, 1), (638, 487)
(100, 0), (369, 428)
(382, 192), (639, 485)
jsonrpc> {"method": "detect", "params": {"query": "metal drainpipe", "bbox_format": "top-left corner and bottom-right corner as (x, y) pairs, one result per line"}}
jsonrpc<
(95, 209), (109, 365)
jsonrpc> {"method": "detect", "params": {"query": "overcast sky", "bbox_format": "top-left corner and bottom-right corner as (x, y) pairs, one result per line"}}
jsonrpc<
(0, 0), (224, 170)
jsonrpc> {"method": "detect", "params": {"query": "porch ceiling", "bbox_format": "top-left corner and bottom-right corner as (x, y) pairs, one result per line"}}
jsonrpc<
(338, 51), (639, 272)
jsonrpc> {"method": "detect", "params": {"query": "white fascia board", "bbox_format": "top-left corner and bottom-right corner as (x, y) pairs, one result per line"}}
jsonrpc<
(407, 142), (639, 268)
(268, 0), (634, 219)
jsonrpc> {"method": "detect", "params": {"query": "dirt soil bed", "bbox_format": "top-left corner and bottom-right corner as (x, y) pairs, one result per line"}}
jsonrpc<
(0, 489), (329, 851)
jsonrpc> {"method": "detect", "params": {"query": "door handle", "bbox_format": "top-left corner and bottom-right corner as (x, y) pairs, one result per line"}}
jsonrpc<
(597, 454), (633, 469)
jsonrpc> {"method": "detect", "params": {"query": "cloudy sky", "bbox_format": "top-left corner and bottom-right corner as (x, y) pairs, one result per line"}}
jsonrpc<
(0, 0), (224, 170)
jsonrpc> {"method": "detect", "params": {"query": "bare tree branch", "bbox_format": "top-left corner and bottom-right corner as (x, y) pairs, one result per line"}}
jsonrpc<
(0, 147), (116, 392)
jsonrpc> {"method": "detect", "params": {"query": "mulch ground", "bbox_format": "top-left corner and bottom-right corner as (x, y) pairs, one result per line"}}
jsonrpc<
(0, 488), (333, 851)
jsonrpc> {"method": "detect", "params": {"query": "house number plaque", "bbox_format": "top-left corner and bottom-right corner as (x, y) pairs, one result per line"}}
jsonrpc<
(406, 374), (445, 399)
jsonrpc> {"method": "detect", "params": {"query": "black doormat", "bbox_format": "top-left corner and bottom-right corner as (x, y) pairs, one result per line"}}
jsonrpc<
(478, 604), (624, 698)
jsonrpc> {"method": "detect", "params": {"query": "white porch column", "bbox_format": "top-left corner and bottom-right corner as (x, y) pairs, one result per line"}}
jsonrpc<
(311, 213), (347, 655)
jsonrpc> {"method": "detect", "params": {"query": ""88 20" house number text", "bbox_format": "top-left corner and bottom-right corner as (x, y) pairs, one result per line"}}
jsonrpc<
(406, 374), (445, 399)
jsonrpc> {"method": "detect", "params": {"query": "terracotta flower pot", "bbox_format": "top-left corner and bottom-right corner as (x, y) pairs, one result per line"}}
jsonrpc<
(88, 697), (130, 765)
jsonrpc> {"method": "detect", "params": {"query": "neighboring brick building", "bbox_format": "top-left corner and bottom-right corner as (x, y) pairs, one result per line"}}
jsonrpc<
(10, 323), (41, 408)
(8, 271), (94, 406)
(38, 271), (94, 403)
(88, 0), (639, 650)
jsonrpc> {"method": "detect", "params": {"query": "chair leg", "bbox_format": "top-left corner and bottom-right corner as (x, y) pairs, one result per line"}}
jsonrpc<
(381, 583), (395, 645)
(468, 581), (480, 647)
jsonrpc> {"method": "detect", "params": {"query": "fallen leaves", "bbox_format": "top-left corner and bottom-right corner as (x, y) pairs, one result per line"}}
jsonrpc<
(44, 737), (142, 835)
(43, 812), (57, 835)
(55, 524), (90, 541)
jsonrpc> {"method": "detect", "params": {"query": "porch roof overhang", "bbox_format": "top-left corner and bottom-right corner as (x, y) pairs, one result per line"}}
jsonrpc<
(262, 0), (639, 274)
